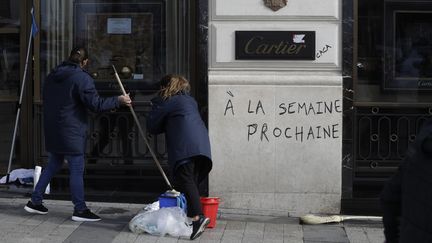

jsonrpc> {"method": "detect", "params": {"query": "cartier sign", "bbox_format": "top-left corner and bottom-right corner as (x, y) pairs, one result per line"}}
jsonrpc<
(235, 31), (316, 60)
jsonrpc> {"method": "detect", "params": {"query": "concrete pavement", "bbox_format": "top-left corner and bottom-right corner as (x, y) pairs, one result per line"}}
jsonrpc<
(0, 197), (384, 243)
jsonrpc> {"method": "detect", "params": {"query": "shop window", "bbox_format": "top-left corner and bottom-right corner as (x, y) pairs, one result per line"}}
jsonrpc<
(74, 2), (164, 92)
(34, 0), (197, 199)
(356, 0), (432, 105)
(35, 0), (194, 162)
(0, 0), (20, 96)
(39, 0), (192, 100)
(0, 0), (21, 166)
(0, 0), (20, 28)
(384, 1), (432, 91)
(0, 34), (20, 96)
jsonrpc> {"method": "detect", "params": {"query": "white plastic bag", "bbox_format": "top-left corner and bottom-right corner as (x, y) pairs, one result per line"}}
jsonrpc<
(0, 168), (34, 184)
(129, 207), (192, 237)
(146, 201), (160, 211)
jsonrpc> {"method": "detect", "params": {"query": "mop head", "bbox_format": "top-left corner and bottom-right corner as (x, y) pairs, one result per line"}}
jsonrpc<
(300, 214), (382, 225)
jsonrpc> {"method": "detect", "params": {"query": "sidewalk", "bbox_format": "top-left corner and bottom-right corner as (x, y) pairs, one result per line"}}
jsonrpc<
(0, 197), (384, 243)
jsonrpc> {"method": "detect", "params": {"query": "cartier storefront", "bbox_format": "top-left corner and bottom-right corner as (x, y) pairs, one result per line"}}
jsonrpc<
(3, 0), (432, 214)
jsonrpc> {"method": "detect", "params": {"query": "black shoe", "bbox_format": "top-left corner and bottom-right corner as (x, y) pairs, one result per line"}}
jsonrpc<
(24, 200), (48, 215)
(71, 209), (101, 222)
(190, 215), (210, 240)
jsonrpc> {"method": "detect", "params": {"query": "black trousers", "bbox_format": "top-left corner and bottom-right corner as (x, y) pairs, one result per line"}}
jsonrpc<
(173, 160), (203, 217)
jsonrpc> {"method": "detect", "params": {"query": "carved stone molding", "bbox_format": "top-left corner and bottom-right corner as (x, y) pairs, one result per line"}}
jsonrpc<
(263, 0), (287, 11)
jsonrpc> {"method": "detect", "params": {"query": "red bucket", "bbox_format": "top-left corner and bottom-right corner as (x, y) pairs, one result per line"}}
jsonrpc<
(200, 197), (220, 228)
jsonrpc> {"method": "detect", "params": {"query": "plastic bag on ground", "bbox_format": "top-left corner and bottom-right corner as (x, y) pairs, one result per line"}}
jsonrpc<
(129, 206), (192, 237)
(0, 168), (34, 184)
(142, 201), (160, 212)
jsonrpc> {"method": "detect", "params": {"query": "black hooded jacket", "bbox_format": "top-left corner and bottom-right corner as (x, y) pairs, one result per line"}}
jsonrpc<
(43, 61), (119, 154)
(380, 118), (432, 242)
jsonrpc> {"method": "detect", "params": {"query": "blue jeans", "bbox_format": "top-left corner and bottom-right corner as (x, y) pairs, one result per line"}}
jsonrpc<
(31, 153), (88, 211)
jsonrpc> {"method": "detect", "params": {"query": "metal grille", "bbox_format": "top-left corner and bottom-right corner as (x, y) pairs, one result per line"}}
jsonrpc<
(353, 106), (431, 197)
(34, 103), (168, 165)
(33, 103), (169, 200)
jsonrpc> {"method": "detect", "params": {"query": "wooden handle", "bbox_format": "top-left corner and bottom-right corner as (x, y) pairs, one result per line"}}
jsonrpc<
(111, 65), (174, 190)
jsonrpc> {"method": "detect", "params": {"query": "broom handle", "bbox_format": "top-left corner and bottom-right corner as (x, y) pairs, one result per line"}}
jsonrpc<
(112, 65), (173, 190)
(341, 216), (382, 220)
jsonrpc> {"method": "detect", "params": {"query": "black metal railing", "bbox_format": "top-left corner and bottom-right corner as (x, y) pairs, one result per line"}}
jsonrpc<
(353, 106), (431, 197)
(35, 103), (168, 164)
(33, 103), (169, 202)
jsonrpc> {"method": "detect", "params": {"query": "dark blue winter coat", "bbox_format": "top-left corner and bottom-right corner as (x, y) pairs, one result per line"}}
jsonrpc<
(146, 93), (212, 175)
(43, 61), (119, 154)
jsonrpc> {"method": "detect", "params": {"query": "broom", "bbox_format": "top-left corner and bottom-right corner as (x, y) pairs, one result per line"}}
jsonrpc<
(300, 214), (382, 225)
(112, 65), (179, 197)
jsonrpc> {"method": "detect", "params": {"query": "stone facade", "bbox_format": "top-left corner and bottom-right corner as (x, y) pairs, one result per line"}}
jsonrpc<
(208, 0), (342, 216)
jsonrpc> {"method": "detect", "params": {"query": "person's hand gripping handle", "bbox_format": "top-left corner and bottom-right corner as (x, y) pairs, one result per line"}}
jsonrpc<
(118, 94), (131, 106)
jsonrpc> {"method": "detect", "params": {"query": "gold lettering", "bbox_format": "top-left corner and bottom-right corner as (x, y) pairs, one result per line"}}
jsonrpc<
(280, 42), (290, 54)
(244, 36), (264, 54)
(275, 42), (286, 54)
(256, 43), (269, 54)
(267, 44), (281, 54)
(243, 36), (307, 56)
(286, 45), (298, 54)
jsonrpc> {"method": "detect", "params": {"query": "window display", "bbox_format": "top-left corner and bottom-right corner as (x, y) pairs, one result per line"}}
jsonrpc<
(384, 1), (432, 90)
(74, 2), (164, 92)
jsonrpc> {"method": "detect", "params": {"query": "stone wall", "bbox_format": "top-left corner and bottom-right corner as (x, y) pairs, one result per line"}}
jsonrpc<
(208, 0), (342, 216)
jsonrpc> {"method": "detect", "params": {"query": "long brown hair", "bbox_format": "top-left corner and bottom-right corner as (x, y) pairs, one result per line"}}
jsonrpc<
(159, 74), (190, 100)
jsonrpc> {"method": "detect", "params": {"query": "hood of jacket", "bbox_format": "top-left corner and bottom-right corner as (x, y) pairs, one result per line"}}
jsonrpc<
(48, 61), (85, 83)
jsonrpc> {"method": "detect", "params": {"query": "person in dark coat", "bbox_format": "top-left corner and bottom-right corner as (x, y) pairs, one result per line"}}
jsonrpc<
(380, 118), (432, 242)
(146, 74), (212, 240)
(24, 47), (131, 221)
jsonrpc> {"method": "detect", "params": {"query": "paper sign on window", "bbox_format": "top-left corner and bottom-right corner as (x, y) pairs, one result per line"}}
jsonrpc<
(107, 18), (132, 34)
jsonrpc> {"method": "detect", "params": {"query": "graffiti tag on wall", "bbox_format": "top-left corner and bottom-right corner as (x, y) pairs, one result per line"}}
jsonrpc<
(223, 90), (342, 142)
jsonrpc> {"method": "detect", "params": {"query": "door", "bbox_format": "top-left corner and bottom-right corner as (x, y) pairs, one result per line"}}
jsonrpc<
(344, 0), (432, 213)
(34, 0), (202, 202)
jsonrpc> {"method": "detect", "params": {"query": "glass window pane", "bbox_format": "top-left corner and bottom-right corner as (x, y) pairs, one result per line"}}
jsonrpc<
(0, 33), (19, 96)
(0, 102), (19, 165)
(36, 0), (195, 197)
(40, 1), (73, 81)
(40, 0), (191, 101)
(0, 0), (20, 28)
(356, 0), (432, 104)
(75, 2), (164, 94)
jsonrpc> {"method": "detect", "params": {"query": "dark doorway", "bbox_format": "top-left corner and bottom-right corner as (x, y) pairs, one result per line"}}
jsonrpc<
(342, 0), (432, 214)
